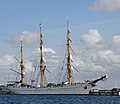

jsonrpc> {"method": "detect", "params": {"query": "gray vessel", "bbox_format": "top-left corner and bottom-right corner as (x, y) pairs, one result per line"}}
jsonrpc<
(4, 22), (108, 94)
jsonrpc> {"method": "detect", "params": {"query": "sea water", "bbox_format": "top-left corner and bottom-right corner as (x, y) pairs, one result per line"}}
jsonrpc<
(0, 94), (120, 104)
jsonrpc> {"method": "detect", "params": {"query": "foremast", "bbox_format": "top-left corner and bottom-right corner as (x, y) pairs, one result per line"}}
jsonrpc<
(20, 36), (25, 87)
(67, 21), (72, 85)
(39, 24), (45, 88)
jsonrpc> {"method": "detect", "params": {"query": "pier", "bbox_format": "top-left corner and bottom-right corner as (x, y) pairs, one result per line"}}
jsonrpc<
(89, 88), (120, 96)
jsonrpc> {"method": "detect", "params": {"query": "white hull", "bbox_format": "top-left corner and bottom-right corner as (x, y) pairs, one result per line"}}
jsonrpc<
(6, 83), (93, 94)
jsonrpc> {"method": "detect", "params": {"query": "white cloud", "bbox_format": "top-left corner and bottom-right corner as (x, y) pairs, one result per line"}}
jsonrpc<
(21, 31), (38, 44)
(0, 55), (18, 84)
(0, 55), (15, 70)
(79, 29), (120, 74)
(80, 29), (102, 46)
(32, 47), (57, 68)
(91, 50), (120, 66)
(90, 0), (120, 12)
(74, 50), (109, 72)
(33, 47), (56, 56)
(5, 31), (38, 45)
(43, 47), (56, 54)
(113, 35), (120, 46)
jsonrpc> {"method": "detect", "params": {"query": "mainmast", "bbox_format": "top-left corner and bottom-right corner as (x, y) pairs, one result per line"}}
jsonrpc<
(20, 36), (25, 87)
(67, 21), (72, 84)
(39, 24), (45, 88)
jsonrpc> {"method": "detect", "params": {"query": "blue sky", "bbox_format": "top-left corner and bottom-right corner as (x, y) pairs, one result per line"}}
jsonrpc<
(0, 0), (120, 46)
(0, 0), (119, 54)
(0, 0), (120, 89)
(0, 0), (119, 36)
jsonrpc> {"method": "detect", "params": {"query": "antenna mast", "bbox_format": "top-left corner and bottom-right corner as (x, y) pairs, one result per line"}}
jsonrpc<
(39, 24), (45, 88)
(20, 36), (25, 87)
(67, 20), (72, 84)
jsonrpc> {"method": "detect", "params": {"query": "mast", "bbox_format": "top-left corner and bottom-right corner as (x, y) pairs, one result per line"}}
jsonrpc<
(39, 24), (45, 88)
(67, 20), (72, 84)
(20, 36), (25, 87)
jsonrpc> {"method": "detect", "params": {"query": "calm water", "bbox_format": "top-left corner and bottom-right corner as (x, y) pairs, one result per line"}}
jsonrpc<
(0, 94), (120, 104)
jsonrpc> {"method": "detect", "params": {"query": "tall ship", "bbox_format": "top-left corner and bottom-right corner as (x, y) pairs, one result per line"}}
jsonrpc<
(4, 22), (108, 94)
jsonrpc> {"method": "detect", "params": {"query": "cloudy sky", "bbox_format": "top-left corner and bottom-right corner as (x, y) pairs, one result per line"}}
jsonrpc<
(0, 0), (120, 89)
